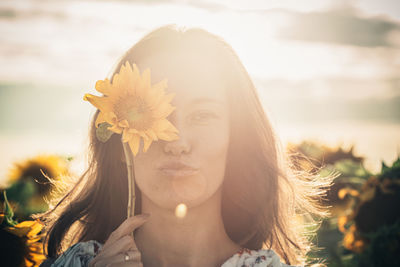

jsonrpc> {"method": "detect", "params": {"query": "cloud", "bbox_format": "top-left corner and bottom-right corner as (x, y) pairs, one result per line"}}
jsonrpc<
(277, 6), (400, 48)
(254, 76), (400, 122)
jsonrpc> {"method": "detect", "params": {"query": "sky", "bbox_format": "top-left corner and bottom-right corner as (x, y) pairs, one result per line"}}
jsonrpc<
(0, 0), (399, 183)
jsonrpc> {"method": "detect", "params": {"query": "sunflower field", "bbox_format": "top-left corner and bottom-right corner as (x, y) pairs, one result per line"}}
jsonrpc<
(1, 146), (399, 266)
(287, 141), (400, 267)
(0, 154), (73, 266)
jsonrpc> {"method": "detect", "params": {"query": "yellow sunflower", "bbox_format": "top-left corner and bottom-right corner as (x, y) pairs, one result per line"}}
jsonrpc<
(83, 61), (179, 156)
(6, 154), (70, 196)
(3, 220), (46, 267)
(1, 191), (46, 267)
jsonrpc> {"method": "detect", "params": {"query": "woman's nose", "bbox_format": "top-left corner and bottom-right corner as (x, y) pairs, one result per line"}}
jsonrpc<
(163, 119), (191, 155)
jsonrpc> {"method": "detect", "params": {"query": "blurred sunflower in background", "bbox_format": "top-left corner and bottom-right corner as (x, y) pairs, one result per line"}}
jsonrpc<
(287, 141), (370, 216)
(0, 191), (46, 267)
(286, 141), (372, 266)
(338, 157), (400, 267)
(2, 154), (72, 220)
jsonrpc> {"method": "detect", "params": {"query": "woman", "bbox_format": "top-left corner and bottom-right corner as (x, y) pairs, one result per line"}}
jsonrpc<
(39, 25), (331, 267)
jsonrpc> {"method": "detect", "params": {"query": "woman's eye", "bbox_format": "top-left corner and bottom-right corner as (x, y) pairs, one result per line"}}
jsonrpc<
(191, 111), (217, 122)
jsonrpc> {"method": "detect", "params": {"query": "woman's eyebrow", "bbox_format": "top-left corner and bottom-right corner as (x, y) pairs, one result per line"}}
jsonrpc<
(190, 97), (224, 106)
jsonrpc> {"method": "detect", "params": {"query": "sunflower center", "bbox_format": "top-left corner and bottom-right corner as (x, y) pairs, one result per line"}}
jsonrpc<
(21, 164), (53, 195)
(127, 108), (144, 121)
(115, 95), (153, 130)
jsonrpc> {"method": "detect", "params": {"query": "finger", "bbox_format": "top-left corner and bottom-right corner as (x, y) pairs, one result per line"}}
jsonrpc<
(100, 235), (137, 259)
(90, 248), (141, 267)
(105, 214), (150, 247)
(121, 250), (142, 263)
(107, 262), (143, 267)
(98, 250), (142, 266)
(111, 214), (150, 240)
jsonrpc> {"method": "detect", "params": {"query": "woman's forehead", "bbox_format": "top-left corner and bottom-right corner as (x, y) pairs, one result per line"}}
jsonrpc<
(137, 52), (227, 105)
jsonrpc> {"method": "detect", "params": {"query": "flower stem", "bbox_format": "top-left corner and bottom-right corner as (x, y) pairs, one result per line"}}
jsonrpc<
(122, 139), (135, 237)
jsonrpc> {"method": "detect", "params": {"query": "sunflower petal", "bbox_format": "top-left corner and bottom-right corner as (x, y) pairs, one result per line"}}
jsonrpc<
(115, 65), (131, 96)
(153, 119), (170, 132)
(142, 136), (153, 152)
(137, 131), (149, 139)
(122, 129), (132, 143)
(5, 226), (30, 237)
(154, 119), (178, 133)
(153, 103), (176, 119)
(95, 78), (112, 96)
(112, 72), (124, 95)
(163, 92), (176, 105)
(15, 220), (37, 228)
(158, 132), (179, 141)
(128, 128), (139, 134)
(142, 68), (151, 89)
(120, 62), (134, 94)
(104, 112), (118, 125)
(132, 63), (140, 81)
(95, 112), (107, 127)
(83, 94), (113, 113)
(108, 123), (123, 134)
(128, 134), (140, 156)
(26, 221), (43, 238)
(118, 119), (129, 128)
(147, 79), (168, 107)
(124, 62), (135, 94)
(132, 64), (143, 95)
(167, 122), (179, 133)
(145, 129), (158, 141)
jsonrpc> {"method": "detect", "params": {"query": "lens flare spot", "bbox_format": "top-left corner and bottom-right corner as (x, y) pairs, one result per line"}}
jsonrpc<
(175, 203), (187, 218)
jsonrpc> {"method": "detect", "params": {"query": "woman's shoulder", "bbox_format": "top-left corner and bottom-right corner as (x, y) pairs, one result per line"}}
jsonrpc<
(221, 248), (302, 267)
(40, 240), (103, 267)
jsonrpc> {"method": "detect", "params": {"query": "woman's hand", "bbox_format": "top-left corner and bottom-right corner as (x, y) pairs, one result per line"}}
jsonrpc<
(88, 213), (150, 267)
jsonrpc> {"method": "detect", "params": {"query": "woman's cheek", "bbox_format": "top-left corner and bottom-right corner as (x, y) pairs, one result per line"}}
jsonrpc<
(199, 122), (230, 173)
(198, 121), (229, 153)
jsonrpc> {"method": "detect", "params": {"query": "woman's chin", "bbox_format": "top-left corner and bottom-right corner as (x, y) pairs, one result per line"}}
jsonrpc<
(170, 174), (207, 201)
(140, 173), (222, 212)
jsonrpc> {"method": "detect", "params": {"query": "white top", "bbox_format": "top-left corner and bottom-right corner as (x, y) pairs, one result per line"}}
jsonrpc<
(221, 247), (299, 267)
(48, 240), (300, 267)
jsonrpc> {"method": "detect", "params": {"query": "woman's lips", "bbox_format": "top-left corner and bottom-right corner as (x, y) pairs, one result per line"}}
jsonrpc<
(157, 160), (199, 177)
(158, 168), (199, 177)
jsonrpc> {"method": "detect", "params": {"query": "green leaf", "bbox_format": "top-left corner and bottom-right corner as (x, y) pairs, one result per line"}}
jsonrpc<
(379, 156), (400, 180)
(96, 122), (114, 142)
(2, 191), (18, 227)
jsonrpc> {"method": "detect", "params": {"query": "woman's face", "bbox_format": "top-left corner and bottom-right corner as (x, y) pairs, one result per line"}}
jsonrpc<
(132, 51), (230, 210)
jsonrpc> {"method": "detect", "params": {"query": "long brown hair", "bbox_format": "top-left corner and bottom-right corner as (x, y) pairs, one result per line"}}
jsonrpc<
(40, 25), (333, 265)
